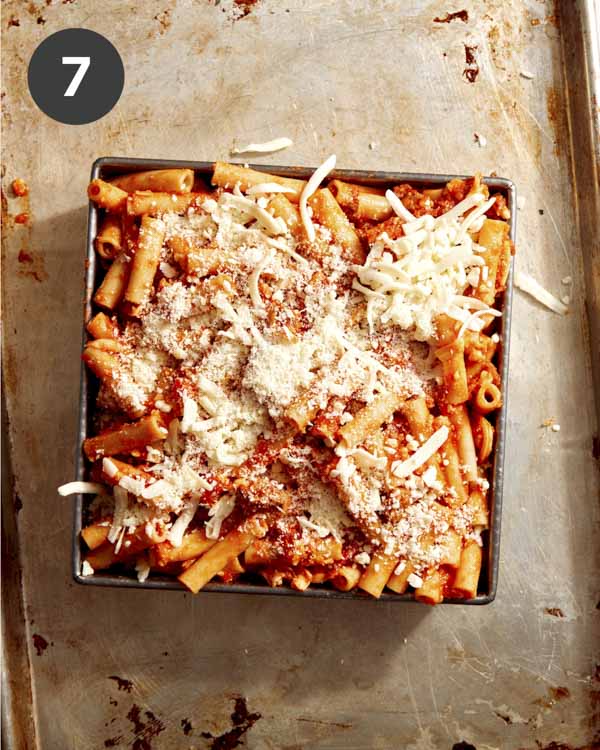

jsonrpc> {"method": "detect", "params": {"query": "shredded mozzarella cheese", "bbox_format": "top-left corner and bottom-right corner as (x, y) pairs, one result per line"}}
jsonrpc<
(352, 189), (495, 340)
(456, 307), (502, 339)
(385, 190), (416, 222)
(205, 495), (236, 539)
(57, 481), (107, 496)
(231, 137), (293, 155)
(299, 154), (336, 242)
(391, 426), (449, 477)
(514, 271), (569, 315)
(246, 183), (296, 195)
(168, 498), (199, 548)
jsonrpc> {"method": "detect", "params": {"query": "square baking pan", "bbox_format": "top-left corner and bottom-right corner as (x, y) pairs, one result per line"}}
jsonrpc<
(72, 157), (515, 603)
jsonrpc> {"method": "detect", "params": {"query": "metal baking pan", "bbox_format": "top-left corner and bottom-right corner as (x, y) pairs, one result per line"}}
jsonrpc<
(73, 157), (516, 604)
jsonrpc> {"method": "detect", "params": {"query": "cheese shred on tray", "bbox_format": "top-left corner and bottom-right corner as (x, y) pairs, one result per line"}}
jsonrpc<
(67, 160), (513, 603)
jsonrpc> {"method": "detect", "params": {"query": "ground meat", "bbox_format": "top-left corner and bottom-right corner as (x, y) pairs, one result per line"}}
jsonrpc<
(360, 216), (405, 244)
(432, 178), (476, 215)
(486, 192), (511, 220)
(393, 184), (437, 217)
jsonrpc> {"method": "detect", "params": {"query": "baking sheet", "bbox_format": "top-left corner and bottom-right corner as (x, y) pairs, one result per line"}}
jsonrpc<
(2, 0), (599, 747)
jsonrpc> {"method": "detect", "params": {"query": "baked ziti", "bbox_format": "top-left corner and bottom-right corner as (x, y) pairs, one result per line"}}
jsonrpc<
(59, 158), (512, 603)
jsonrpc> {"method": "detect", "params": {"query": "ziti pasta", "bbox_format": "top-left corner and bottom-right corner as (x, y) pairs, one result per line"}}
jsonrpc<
(60, 159), (512, 603)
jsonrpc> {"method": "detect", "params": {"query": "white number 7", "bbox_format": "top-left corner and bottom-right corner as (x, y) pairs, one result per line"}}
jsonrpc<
(62, 56), (90, 97)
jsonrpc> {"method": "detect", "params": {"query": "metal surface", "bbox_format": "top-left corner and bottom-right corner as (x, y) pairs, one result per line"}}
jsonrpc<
(75, 157), (515, 605)
(2, 0), (599, 748)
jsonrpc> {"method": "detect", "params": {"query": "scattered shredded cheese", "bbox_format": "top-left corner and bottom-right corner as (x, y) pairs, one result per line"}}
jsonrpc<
(248, 250), (273, 312)
(353, 190), (495, 341)
(81, 560), (94, 576)
(299, 154), (336, 242)
(159, 262), (178, 278)
(102, 458), (119, 479)
(385, 190), (416, 223)
(135, 557), (151, 582)
(514, 271), (569, 315)
(57, 481), (106, 496)
(391, 426), (450, 478)
(298, 516), (331, 538)
(246, 183), (296, 195)
(231, 137), (293, 155)
(168, 499), (199, 548)
(456, 307), (502, 340)
(394, 560), (406, 576)
(205, 495), (236, 539)
(224, 191), (287, 236)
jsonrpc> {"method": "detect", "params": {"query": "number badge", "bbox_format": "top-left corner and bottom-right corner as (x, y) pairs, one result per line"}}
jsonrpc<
(28, 29), (124, 125)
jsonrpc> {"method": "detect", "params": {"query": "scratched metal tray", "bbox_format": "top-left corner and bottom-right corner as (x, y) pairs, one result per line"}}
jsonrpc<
(72, 158), (516, 604)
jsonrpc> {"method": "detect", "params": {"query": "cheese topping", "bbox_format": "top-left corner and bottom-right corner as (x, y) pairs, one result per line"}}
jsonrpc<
(205, 494), (236, 539)
(353, 192), (496, 341)
(246, 183), (296, 195)
(514, 271), (569, 315)
(299, 154), (336, 242)
(231, 137), (293, 155)
(58, 481), (107, 496)
(391, 426), (450, 478)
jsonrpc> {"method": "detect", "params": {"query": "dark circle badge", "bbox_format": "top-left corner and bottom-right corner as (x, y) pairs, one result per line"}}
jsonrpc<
(28, 29), (124, 125)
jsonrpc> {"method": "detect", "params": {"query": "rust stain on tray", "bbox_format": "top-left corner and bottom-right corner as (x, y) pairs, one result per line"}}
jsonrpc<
(200, 696), (261, 750)
(233, 0), (260, 20)
(153, 8), (172, 36)
(546, 86), (564, 156)
(209, 0), (260, 22)
(17, 248), (47, 283)
(104, 736), (123, 748)
(32, 633), (49, 656)
(109, 675), (134, 693)
(126, 704), (165, 750)
(433, 10), (468, 24)
(296, 717), (352, 729)
(544, 607), (565, 617)
(463, 44), (479, 83)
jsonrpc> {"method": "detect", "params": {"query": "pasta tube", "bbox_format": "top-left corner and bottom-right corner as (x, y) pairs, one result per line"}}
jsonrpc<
(83, 415), (168, 461)
(124, 216), (165, 312)
(111, 168), (194, 193)
(95, 214), (123, 259)
(88, 179), (128, 212)
(212, 161), (306, 201)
